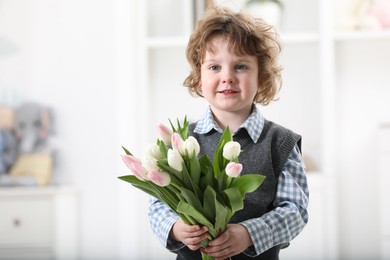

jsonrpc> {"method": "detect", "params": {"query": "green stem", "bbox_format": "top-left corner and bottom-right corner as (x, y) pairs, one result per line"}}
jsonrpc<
(201, 252), (214, 260)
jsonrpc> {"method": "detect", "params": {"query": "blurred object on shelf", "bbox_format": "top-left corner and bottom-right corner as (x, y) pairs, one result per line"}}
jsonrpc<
(211, 0), (244, 12)
(0, 102), (56, 186)
(0, 107), (14, 129)
(0, 108), (17, 174)
(0, 88), (23, 107)
(244, 0), (283, 29)
(339, 0), (390, 30)
(10, 153), (53, 186)
(13, 102), (53, 154)
(369, 0), (390, 28)
(204, 0), (282, 29)
(303, 154), (317, 173)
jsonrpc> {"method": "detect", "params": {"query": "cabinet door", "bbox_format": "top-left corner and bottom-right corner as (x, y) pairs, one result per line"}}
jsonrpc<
(0, 197), (53, 245)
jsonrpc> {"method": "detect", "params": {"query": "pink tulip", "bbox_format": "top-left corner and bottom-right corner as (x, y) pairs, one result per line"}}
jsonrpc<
(171, 132), (185, 155)
(121, 154), (149, 181)
(225, 162), (243, 178)
(156, 124), (172, 146)
(148, 171), (171, 187)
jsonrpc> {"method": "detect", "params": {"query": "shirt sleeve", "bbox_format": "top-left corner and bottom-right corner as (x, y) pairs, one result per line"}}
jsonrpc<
(148, 196), (186, 251)
(240, 143), (310, 256)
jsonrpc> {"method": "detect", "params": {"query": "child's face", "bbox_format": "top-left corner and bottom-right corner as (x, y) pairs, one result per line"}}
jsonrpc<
(200, 36), (259, 117)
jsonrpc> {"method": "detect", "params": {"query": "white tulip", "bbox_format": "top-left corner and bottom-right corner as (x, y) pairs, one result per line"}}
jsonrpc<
(222, 141), (241, 161)
(183, 136), (200, 157)
(142, 155), (160, 172)
(146, 143), (163, 160)
(167, 149), (183, 172)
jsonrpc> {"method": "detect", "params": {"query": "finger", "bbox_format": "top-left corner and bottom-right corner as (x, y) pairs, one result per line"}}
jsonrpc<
(206, 246), (232, 259)
(183, 232), (210, 247)
(208, 232), (229, 246)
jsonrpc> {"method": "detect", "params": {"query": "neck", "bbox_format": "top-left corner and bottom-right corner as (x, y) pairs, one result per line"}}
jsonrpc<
(211, 107), (252, 133)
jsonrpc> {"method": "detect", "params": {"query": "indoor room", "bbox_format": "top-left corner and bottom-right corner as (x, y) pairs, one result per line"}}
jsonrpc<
(1, 0), (390, 259)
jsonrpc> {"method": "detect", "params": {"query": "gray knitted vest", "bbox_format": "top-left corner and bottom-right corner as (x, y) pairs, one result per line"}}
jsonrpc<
(174, 119), (301, 260)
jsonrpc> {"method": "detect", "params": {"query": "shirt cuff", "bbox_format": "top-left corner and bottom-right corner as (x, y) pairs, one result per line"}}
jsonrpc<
(240, 218), (273, 257)
(162, 215), (187, 252)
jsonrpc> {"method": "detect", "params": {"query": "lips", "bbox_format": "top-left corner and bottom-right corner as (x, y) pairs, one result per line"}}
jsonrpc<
(217, 89), (238, 94)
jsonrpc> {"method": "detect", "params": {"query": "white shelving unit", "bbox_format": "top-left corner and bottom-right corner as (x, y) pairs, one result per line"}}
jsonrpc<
(378, 125), (390, 259)
(134, 0), (390, 259)
(0, 186), (78, 260)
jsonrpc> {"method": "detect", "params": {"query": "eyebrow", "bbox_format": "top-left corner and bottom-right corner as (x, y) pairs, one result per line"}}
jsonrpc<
(202, 57), (256, 64)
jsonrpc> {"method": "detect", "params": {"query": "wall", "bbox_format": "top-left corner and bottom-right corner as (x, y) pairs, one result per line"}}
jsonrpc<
(336, 38), (390, 259)
(0, 0), (135, 259)
(2, 0), (390, 259)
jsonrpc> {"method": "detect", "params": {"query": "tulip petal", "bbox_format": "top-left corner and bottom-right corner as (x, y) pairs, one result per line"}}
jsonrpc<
(167, 149), (183, 172)
(184, 136), (200, 157)
(222, 141), (241, 161)
(225, 162), (242, 177)
(148, 171), (171, 187)
(156, 123), (172, 146)
(121, 154), (149, 180)
(171, 132), (185, 155)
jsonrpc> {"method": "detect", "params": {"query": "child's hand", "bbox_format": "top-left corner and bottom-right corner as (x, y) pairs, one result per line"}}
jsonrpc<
(170, 219), (209, 251)
(201, 224), (253, 260)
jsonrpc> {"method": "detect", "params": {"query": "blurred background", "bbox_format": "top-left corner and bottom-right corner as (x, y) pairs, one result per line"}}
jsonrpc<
(0, 0), (390, 259)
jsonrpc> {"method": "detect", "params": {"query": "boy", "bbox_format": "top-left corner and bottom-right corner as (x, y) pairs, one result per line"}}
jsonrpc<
(148, 6), (309, 260)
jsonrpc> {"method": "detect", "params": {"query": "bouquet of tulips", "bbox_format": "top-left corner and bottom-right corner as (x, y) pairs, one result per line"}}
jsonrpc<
(118, 117), (265, 260)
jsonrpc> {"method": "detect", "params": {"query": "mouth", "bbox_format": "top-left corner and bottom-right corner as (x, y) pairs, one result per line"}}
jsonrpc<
(217, 89), (239, 94)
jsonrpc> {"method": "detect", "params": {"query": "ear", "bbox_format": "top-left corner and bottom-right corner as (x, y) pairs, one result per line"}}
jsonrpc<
(197, 83), (202, 94)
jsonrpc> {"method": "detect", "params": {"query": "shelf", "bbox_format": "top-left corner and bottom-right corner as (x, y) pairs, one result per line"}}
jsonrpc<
(280, 32), (320, 44)
(145, 32), (320, 49)
(0, 186), (77, 196)
(334, 29), (390, 41)
(145, 36), (189, 48)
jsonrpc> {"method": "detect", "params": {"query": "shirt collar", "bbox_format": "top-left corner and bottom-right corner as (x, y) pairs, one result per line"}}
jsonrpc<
(193, 105), (265, 143)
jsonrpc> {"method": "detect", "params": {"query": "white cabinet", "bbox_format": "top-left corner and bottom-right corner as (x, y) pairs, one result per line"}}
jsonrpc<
(378, 125), (390, 259)
(0, 187), (78, 260)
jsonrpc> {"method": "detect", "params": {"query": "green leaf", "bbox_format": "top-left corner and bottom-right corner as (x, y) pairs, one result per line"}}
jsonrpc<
(203, 186), (216, 222)
(177, 201), (217, 238)
(189, 152), (201, 188)
(223, 186), (244, 213)
(121, 146), (132, 156)
(212, 128), (232, 179)
(214, 197), (230, 235)
(157, 139), (168, 158)
(231, 174), (266, 196)
(181, 187), (204, 215)
(118, 175), (162, 201)
(169, 116), (189, 140)
(118, 175), (180, 212)
(181, 161), (200, 196)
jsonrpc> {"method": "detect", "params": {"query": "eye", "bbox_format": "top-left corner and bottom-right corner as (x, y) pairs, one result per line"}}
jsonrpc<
(209, 65), (220, 71)
(235, 64), (247, 70)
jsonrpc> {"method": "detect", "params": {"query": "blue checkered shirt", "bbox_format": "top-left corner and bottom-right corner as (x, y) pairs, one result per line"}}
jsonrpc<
(148, 106), (309, 256)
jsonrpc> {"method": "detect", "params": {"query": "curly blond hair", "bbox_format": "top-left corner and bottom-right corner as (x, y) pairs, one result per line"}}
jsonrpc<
(183, 6), (282, 105)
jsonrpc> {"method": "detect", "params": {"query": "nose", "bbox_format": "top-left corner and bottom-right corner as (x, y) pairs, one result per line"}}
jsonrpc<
(221, 68), (236, 84)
